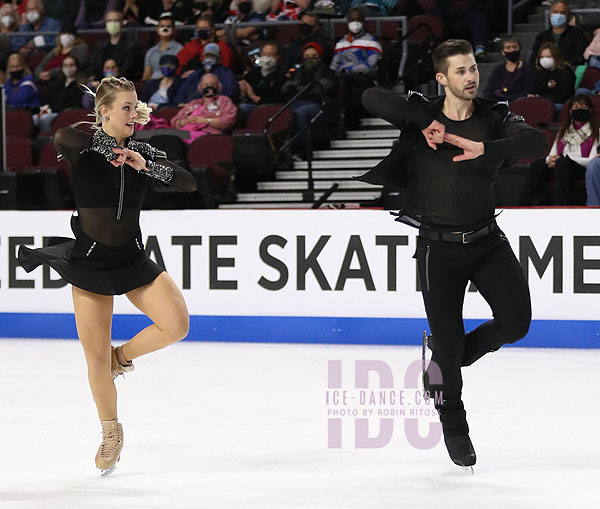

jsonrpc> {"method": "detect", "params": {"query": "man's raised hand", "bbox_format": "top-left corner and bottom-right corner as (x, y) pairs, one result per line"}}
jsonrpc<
(422, 120), (445, 150)
(443, 133), (484, 162)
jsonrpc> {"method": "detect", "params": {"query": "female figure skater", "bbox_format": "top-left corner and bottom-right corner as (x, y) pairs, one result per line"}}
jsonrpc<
(18, 76), (198, 476)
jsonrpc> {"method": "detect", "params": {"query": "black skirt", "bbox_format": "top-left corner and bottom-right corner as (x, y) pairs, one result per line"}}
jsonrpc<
(18, 214), (164, 295)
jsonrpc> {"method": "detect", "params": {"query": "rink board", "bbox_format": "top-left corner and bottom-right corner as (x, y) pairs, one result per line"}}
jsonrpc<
(0, 209), (599, 348)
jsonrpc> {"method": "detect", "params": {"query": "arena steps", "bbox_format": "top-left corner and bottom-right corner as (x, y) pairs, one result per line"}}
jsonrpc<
(218, 119), (395, 209)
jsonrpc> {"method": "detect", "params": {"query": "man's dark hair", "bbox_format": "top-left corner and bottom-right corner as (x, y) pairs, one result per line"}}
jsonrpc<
(299, 11), (319, 25)
(347, 7), (365, 23)
(261, 40), (280, 54)
(432, 39), (474, 74)
(500, 35), (520, 50)
(195, 13), (215, 26)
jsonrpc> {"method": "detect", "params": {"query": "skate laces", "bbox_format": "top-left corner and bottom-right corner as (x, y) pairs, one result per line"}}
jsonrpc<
(100, 427), (122, 458)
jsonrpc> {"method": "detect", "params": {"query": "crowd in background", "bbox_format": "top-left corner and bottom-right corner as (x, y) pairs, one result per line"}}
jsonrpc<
(1, 0), (600, 206)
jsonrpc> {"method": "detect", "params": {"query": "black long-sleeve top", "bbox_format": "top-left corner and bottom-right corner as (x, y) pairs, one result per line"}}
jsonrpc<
(54, 127), (197, 246)
(529, 26), (587, 67)
(533, 66), (575, 104)
(358, 88), (549, 229)
(483, 61), (535, 102)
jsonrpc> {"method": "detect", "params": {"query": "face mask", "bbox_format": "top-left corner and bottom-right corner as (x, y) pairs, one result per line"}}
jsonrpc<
(26, 10), (40, 24)
(348, 21), (363, 34)
(503, 50), (520, 63)
(62, 66), (77, 78)
(161, 65), (176, 77)
(202, 57), (217, 69)
(103, 69), (117, 78)
(202, 85), (218, 97)
(60, 34), (75, 47)
(238, 2), (252, 15)
(550, 13), (567, 27)
(299, 23), (313, 37)
(1, 15), (13, 28)
(571, 109), (590, 123)
(197, 29), (211, 40)
(11, 69), (23, 80)
(540, 56), (554, 70)
(159, 26), (173, 37)
(303, 57), (319, 69)
(106, 21), (121, 36)
(258, 56), (276, 71)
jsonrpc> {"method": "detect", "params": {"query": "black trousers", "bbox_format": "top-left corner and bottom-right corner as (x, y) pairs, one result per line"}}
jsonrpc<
(520, 156), (586, 205)
(415, 228), (531, 433)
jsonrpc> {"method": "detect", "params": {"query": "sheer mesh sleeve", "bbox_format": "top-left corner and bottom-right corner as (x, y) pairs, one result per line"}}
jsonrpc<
(53, 127), (93, 167)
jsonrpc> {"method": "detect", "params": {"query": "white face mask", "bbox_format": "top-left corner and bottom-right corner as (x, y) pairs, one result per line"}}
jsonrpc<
(0, 15), (13, 28)
(348, 21), (363, 34)
(540, 56), (554, 70)
(60, 34), (75, 47)
(259, 56), (276, 71)
(106, 21), (121, 36)
(26, 10), (40, 24)
(62, 65), (76, 78)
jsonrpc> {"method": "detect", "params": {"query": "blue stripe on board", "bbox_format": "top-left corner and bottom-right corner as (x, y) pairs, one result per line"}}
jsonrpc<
(0, 313), (598, 348)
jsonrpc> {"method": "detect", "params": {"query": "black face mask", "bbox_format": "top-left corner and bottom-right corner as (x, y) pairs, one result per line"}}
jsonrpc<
(503, 50), (520, 63)
(197, 29), (211, 40)
(203, 85), (218, 97)
(238, 2), (252, 14)
(299, 23), (313, 37)
(572, 109), (590, 123)
(11, 69), (23, 80)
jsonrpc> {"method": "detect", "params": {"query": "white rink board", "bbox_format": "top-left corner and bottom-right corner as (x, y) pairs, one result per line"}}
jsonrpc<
(0, 209), (599, 320)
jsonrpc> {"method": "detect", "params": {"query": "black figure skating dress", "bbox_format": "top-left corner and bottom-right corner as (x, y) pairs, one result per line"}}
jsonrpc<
(18, 127), (197, 295)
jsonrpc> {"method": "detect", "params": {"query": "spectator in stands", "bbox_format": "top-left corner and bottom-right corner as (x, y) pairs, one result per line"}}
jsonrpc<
(174, 42), (239, 104)
(238, 41), (286, 118)
(34, 23), (88, 82)
(192, 0), (227, 22)
(282, 42), (337, 159)
(267, 0), (308, 20)
(350, 0), (397, 17)
(87, 10), (143, 81)
(530, 1), (587, 68)
(520, 94), (599, 205)
(142, 14), (183, 80)
(0, 2), (19, 74)
(483, 36), (534, 102)
(170, 72), (238, 142)
(83, 57), (119, 109)
(531, 42), (575, 108)
(44, 0), (80, 26)
(583, 27), (600, 70)
(281, 11), (332, 71)
(220, 0), (270, 44)
(4, 52), (41, 109)
(586, 155), (600, 206)
(431, 0), (492, 62)
(36, 54), (86, 131)
(140, 54), (183, 110)
(178, 14), (233, 73)
(330, 7), (381, 129)
(74, 0), (121, 29)
(11, 0), (61, 53)
(139, 0), (194, 25)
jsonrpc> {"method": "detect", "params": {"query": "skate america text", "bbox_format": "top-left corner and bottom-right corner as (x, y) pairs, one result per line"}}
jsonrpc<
(326, 360), (443, 449)
(5, 234), (599, 293)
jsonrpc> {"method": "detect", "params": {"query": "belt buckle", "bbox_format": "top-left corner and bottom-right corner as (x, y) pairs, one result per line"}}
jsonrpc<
(462, 230), (475, 244)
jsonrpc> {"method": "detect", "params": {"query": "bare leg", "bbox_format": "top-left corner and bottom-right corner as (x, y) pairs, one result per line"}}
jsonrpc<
(120, 272), (189, 362)
(72, 286), (116, 421)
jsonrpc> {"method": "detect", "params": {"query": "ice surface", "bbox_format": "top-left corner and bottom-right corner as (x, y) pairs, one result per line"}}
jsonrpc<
(0, 339), (597, 509)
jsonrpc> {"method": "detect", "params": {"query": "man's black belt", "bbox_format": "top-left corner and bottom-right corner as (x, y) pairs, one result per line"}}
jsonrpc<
(419, 222), (497, 244)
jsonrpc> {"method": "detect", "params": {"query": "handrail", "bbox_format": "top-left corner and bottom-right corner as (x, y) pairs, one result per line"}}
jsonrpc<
(507, 0), (540, 35)
(262, 80), (327, 203)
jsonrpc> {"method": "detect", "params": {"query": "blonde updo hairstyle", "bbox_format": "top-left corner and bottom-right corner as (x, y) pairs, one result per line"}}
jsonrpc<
(80, 76), (152, 131)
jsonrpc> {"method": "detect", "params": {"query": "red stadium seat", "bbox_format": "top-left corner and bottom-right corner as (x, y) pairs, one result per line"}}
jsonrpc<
(187, 134), (233, 168)
(153, 106), (180, 124)
(579, 66), (600, 90)
(6, 137), (33, 170)
(6, 109), (33, 138)
(50, 108), (92, 132)
(238, 104), (292, 136)
(407, 15), (443, 43)
(510, 96), (554, 128)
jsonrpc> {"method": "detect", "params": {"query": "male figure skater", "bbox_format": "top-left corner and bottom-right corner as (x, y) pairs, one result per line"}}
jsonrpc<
(357, 39), (548, 467)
